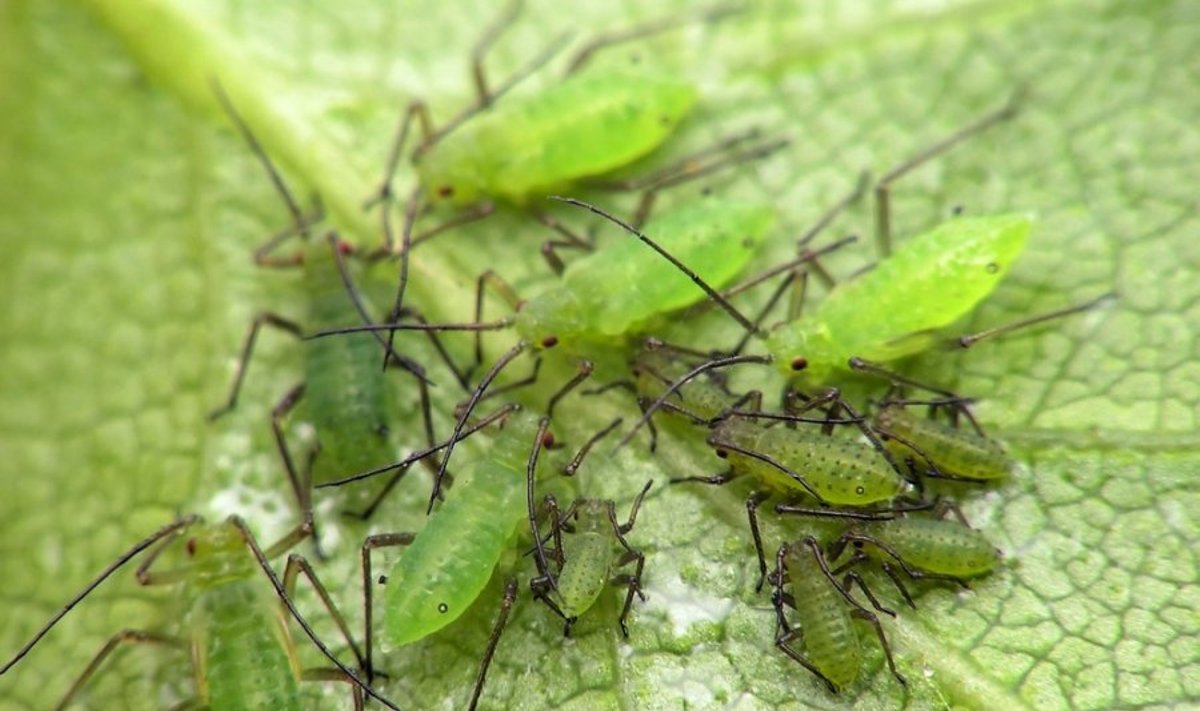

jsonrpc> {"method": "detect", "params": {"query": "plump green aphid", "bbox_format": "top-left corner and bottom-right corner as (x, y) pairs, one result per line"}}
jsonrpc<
(769, 537), (906, 693)
(766, 212), (1032, 382)
(207, 86), (439, 528)
(527, 418), (652, 635)
(0, 516), (396, 711)
(873, 401), (1012, 481)
(417, 71), (695, 208)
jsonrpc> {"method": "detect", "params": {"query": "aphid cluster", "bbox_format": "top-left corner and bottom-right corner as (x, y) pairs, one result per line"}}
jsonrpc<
(2, 3), (1113, 709)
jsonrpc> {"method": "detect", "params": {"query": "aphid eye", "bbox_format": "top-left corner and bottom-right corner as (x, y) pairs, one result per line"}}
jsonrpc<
(541, 335), (559, 349)
(437, 185), (455, 198)
(377, 575), (388, 585)
(336, 239), (356, 256)
(716, 449), (728, 459)
(437, 603), (449, 614)
(542, 432), (556, 448)
(986, 262), (1000, 274)
(790, 356), (808, 371)
(185, 539), (197, 556)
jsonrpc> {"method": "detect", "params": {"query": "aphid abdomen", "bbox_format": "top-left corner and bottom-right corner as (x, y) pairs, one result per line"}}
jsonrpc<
(876, 406), (1011, 480)
(864, 517), (999, 578)
(785, 548), (861, 690)
(568, 201), (773, 336)
(555, 523), (613, 619)
(718, 420), (905, 506)
(303, 252), (395, 483)
(197, 579), (302, 711)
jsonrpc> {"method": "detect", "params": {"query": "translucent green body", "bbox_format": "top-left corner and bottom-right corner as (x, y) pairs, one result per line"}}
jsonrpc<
(382, 414), (540, 647)
(785, 545), (860, 691)
(516, 200), (774, 345)
(859, 517), (999, 577)
(417, 71), (696, 206)
(713, 418), (909, 506)
(552, 501), (613, 619)
(188, 523), (302, 710)
(766, 215), (1032, 381)
(875, 405), (1011, 481)
(302, 247), (395, 485)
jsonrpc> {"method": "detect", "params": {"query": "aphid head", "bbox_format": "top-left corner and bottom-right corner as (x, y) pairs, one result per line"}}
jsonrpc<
(514, 291), (582, 353)
(414, 143), (486, 207)
(765, 321), (835, 384)
(185, 522), (253, 588)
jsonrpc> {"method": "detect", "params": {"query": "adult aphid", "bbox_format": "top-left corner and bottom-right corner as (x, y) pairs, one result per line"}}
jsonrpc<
(206, 84), (454, 535)
(0, 516), (398, 710)
(526, 417), (653, 636)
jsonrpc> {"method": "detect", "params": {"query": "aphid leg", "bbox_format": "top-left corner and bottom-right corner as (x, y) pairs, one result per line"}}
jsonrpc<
(771, 544), (840, 693)
(842, 570), (897, 618)
(469, 358), (542, 410)
(954, 291), (1116, 349)
(669, 467), (735, 486)
(471, 269), (523, 373)
(546, 359), (595, 418)
(611, 551), (647, 637)
(282, 554), (367, 673)
(267, 383), (326, 558)
(533, 209), (596, 274)
(207, 312), (304, 420)
(848, 605), (907, 687)
(930, 496), (973, 527)
(873, 96), (1021, 258)
(637, 398), (662, 452)
(877, 561), (918, 610)
(564, 417), (623, 476)
(745, 490), (773, 592)
(469, 578), (520, 711)
(731, 268), (799, 356)
(230, 516), (401, 711)
(54, 631), (185, 711)
(367, 102), (434, 212)
(360, 532), (416, 682)
(527, 417), (559, 593)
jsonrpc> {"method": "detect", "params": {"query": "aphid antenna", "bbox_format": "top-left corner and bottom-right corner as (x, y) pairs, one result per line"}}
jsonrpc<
(229, 516), (404, 711)
(564, 417), (624, 477)
(304, 317), (515, 340)
(617, 353), (774, 449)
(0, 515), (201, 676)
(847, 357), (962, 400)
(526, 416), (558, 594)
(318, 403), (519, 490)
(954, 291), (1116, 348)
(428, 341), (529, 512)
(550, 196), (760, 336)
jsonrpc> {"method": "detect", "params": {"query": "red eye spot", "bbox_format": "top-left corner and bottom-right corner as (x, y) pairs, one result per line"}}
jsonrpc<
(542, 432), (556, 448)
(185, 539), (197, 556)
(336, 240), (355, 256)
(541, 335), (559, 349)
(790, 356), (808, 371)
(437, 185), (454, 198)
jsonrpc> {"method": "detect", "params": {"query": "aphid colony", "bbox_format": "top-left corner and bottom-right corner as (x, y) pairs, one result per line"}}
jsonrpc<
(1, 4), (1113, 709)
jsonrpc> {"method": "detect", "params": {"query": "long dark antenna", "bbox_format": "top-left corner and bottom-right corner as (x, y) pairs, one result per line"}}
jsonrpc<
(616, 354), (773, 449)
(304, 318), (514, 340)
(550, 196), (759, 335)
(0, 515), (201, 675)
(428, 342), (528, 512)
(956, 291), (1116, 348)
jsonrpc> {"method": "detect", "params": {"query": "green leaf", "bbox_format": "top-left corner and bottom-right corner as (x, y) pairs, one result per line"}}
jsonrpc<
(1, 0), (1197, 709)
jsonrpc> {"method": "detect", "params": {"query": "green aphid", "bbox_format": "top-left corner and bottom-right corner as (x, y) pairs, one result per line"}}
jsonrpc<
(768, 537), (906, 694)
(873, 401), (1012, 482)
(0, 516), (396, 711)
(527, 417), (652, 635)
(206, 85), (441, 533)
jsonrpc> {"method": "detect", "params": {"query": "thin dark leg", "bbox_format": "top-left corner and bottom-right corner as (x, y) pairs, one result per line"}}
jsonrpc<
(546, 359), (594, 418)
(268, 383), (325, 558)
(955, 291), (1116, 348)
(849, 607), (907, 686)
(468, 578), (519, 711)
(526, 417), (556, 585)
(299, 668), (365, 711)
(360, 532), (416, 682)
(469, 0), (524, 104)
(879, 561), (917, 610)
(472, 269), (523, 373)
(282, 554), (366, 672)
(564, 417), (623, 476)
(745, 490), (772, 592)
(842, 570), (896, 618)
(669, 467), (735, 487)
(613, 548), (646, 637)
(54, 631), (183, 711)
(565, 2), (744, 74)
(874, 95), (1021, 257)
(208, 313), (304, 420)
(367, 102), (433, 211)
